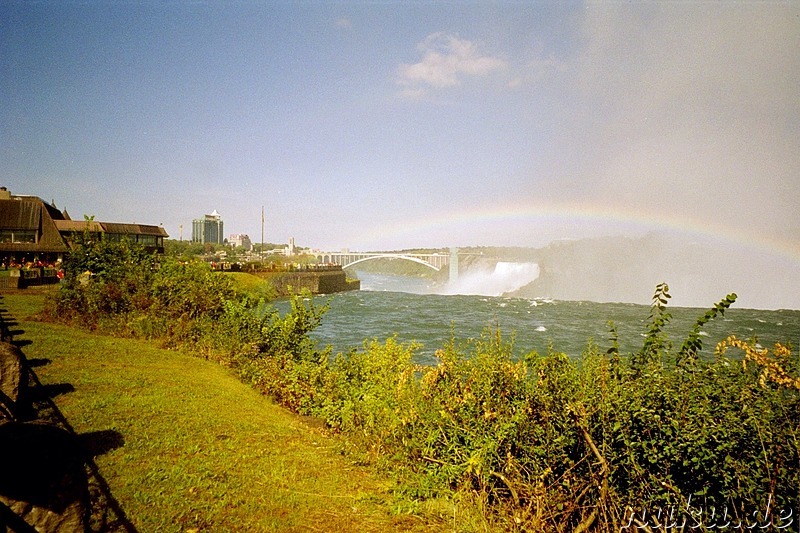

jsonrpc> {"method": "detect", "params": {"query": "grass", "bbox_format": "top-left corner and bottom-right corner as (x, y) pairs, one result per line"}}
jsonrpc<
(222, 272), (277, 300)
(1, 291), (441, 532)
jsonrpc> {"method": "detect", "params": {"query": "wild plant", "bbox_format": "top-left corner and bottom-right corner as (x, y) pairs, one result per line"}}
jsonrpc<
(42, 251), (799, 532)
(305, 285), (799, 531)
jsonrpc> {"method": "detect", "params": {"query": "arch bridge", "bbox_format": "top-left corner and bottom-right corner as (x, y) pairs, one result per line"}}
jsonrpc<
(316, 249), (459, 279)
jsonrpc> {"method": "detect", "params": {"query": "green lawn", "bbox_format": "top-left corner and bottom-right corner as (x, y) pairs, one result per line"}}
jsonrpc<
(1, 292), (439, 532)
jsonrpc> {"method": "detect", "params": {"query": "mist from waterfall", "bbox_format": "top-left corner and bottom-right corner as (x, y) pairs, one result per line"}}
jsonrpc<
(438, 262), (540, 297)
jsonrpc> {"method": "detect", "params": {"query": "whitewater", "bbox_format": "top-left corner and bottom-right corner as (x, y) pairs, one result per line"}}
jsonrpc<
(439, 261), (540, 297)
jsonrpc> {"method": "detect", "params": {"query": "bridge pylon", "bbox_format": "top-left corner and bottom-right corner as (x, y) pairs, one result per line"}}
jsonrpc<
(449, 247), (459, 282)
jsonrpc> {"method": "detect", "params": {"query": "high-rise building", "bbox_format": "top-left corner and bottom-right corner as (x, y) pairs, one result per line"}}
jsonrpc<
(192, 210), (224, 244)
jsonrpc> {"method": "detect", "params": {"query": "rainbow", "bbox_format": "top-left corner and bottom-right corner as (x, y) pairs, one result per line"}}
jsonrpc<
(358, 200), (800, 264)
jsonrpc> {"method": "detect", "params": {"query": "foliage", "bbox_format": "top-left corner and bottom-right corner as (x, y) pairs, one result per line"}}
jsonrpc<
(634, 281), (672, 368)
(163, 238), (208, 258)
(222, 272), (278, 301)
(42, 244), (800, 532)
(678, 292), (737, 366)
(298, 286), (799, 530)
(717, 335), (800, 390)
(52, 232), (157, 325)
(210, 296), (331, 413)
(48, 234), (234, 336)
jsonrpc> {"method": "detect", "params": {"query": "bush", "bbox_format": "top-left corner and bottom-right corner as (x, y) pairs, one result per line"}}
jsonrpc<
(51, 235), (156, 327)
(43, 247), (800, 531)
(288, 286), (799, 531)
(49, 236), (234, 336)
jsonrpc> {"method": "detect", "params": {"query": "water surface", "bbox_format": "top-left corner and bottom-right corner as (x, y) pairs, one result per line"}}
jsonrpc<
(276, 271), (800, 365)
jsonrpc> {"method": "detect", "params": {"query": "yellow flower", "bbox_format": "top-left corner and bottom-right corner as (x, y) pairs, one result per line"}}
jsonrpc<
(716, 336), (800, 390)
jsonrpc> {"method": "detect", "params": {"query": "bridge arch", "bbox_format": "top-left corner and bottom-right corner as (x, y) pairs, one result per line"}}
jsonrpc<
(342, 254), (441, 271)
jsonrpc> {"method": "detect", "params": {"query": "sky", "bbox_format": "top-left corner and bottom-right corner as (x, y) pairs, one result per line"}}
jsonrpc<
(2, 2), (799, 262)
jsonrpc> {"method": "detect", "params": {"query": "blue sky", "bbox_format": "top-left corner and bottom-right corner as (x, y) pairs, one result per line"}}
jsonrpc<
(2, 1), (799, 258)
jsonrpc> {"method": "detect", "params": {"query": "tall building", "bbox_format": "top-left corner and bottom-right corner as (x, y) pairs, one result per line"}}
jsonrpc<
(192, 210), (224, 244)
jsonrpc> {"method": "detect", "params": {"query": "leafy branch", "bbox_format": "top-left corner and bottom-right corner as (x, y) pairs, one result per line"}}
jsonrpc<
(677, 292), (737, 366)
(635, 282), (672, 369)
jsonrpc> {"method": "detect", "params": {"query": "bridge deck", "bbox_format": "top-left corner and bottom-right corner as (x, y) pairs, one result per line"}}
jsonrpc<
(315, 252), (452, 271)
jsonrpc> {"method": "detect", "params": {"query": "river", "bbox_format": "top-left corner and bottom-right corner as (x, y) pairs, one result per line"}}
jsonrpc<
(276, 270), (800, 366)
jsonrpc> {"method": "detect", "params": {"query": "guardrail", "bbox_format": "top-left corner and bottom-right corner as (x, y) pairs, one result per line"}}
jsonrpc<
(0, 269), (60, 289)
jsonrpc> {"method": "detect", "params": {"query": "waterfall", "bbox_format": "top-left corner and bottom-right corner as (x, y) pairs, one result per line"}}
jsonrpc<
(439, 262), (539, 297)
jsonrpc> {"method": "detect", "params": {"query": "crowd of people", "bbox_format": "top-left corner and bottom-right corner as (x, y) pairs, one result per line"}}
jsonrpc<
(0, 258), (64, 280)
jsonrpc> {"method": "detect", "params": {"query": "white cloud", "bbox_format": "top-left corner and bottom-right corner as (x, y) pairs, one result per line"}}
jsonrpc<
(335, 17), (352, 29)
(396, 33), (506, 96)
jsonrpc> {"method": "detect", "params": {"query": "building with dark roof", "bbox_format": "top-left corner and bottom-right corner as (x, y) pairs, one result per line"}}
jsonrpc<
(0, 187), (168, 265)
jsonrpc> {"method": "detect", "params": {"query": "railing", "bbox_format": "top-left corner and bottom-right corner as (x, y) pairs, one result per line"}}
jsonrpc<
(0, 276), (19, 289)
(211, 262), (343, 274)
(0, 268), (60, 288)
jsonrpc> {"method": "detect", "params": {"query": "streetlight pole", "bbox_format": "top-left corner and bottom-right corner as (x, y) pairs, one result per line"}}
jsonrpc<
(261, 206), (264, 262)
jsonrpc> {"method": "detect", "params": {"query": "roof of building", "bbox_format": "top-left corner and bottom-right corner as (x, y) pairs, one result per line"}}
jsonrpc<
(52, 220), (168, 237)
(0, 189), (168, 255)
(0, 197), (70, 252)
(52, 220), (104, 233)
(0, 198), (41, 230)
(101, 222), (169, 237)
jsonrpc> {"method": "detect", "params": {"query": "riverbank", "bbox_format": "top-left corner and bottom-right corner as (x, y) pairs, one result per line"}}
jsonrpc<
(251, 269), (360, 298)
(0, 292), (436, 532)
(13, 254), (799, 531)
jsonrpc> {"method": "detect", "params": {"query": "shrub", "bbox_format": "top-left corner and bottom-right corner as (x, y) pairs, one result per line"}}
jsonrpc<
(43, 253), (800, 531)
(289, 286), (799, 531)
(51, 234), (156, 327)
(48, 234), (236, 335)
